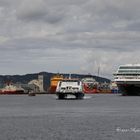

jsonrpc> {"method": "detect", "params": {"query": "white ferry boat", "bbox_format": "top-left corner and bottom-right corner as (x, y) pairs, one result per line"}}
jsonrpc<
(114, 64), (140, 95)
(56, 79), (84, 99)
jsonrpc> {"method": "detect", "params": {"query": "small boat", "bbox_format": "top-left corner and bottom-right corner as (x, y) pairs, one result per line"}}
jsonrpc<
(28, 92), (36, 96)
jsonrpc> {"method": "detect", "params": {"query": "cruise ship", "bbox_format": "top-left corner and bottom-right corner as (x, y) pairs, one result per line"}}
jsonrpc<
(114, 64), (140, 95)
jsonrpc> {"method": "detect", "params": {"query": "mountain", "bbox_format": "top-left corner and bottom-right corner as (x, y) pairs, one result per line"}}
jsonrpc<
(0, 72), (110, 91)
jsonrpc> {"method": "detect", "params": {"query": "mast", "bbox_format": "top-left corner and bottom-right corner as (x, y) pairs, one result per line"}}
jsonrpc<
(98, 65), (100, 77)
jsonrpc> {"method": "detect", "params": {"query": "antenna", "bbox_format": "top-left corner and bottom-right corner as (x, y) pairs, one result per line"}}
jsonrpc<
(98, 65), (100, 77)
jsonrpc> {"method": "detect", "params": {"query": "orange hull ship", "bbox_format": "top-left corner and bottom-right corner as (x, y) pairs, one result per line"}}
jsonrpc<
(48, 74), (63, 94)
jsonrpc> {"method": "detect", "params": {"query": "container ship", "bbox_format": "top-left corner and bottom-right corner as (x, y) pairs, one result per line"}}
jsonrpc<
(114, 64), (140, 95)
(0, 82), (24, 94)
(82, 77), (99, 93)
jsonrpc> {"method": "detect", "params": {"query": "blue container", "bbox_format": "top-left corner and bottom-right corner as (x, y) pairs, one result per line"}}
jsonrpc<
(111, 89), (118, 93)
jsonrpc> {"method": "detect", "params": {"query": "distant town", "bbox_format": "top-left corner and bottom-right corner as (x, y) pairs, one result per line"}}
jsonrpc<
(0, 72), (119, 95)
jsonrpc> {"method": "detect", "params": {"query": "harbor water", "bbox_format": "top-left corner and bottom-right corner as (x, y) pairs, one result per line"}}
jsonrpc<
(0, 94), (140, 140)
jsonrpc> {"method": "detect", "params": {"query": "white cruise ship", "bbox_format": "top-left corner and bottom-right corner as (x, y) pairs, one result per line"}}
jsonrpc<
(114, 64), (140, 95)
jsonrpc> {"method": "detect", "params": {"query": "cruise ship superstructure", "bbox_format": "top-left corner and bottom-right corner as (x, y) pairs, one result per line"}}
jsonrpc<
(114, 64), (140, 95)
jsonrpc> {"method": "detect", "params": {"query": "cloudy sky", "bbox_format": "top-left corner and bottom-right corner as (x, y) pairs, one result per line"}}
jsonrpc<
(0, 0), (140, 79)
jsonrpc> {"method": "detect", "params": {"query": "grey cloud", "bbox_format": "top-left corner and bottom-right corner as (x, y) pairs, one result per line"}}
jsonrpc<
(16, 0), (67, 24)
(83, 0), (140, 20)
(1, 0), (140, 77)
(81, 49), (140, 78)
(16, 0), (47, 21)
(0, 0), (18, 7)
(124, 21), (140, 31)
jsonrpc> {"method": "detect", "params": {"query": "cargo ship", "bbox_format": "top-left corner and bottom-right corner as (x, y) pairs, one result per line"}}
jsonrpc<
(48, 74), (63, 94)
(114, 64), (140, 95)
(0, 82), (25, 94)
(82, 77), (99, 93)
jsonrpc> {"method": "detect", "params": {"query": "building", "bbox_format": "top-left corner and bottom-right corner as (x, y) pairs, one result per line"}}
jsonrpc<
(28, 75), (44, 93)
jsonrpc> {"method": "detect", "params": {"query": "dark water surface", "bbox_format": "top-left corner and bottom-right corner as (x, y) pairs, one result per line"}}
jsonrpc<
(0, 94), (140, 140)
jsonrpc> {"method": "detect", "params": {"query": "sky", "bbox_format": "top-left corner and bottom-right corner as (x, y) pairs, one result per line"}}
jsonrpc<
(0, 0), (140, 79)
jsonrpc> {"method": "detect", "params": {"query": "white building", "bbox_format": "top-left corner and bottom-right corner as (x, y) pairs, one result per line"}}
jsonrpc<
(28, 75), (44, 93)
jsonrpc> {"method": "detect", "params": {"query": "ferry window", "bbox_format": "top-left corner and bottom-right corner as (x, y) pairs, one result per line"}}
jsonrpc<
(120, 66), (140, 69)
(77, 81), (80, 85)
(59, 82), (62, 87)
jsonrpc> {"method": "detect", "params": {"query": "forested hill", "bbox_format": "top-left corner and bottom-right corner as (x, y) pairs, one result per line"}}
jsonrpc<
(0, 72), (111, 90)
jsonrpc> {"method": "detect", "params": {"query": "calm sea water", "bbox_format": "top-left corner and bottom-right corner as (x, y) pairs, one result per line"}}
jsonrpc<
(0, 94), (140, 140)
